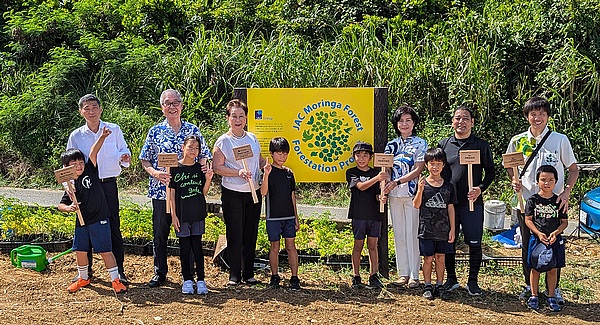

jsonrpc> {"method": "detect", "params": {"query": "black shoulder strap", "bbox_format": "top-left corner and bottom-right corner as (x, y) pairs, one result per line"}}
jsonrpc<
(519, 131), (552, 179)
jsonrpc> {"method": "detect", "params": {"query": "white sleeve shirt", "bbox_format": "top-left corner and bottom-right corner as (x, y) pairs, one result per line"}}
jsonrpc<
(67, 120), (131, 179)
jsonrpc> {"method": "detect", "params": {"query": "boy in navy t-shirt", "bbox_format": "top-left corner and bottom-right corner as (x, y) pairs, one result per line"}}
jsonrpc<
(346, 141), (387, 289)
(260, 137), (301, 290)
(58, 127), (127, 294)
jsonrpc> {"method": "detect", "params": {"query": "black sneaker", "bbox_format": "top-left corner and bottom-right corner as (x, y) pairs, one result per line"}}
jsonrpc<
(368, 273), (384, 289)
(351, 275), (363, 288)
(119, 273), (129, 285)
(422, 284), (434, 300)
(437, 285), (448, 300)
(290, 276), (301, 291)
(467, 281), (483, 296)
(148, 274), (166, 288)
(270, 274), (281, 288)
(443, 278), (460, 292)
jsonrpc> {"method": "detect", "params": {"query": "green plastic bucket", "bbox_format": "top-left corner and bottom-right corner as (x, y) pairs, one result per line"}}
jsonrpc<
(10, 244), (49, 272)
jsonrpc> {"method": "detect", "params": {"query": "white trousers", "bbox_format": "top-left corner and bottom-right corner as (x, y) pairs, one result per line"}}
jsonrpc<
(389, 196), (420, 280)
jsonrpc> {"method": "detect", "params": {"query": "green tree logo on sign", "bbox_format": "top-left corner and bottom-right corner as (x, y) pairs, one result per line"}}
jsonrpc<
(302, 111), (352, 163)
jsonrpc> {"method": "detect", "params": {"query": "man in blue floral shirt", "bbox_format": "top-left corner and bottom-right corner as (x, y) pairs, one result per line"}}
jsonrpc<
(139, 89), (212, 287)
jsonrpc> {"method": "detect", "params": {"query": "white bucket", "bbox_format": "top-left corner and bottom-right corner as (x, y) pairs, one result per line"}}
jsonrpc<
(484, 200), (506, 231)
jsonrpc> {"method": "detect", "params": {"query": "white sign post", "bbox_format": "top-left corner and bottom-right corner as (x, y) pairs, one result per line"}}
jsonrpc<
(233, 144), (259, 204)
(459, 150), (481, 212)
(55, 165), (85, 226)
(374, 153), (394, 213)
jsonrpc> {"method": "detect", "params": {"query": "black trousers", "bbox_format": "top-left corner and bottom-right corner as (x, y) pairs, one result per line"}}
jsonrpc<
(221, 186), (262, 283)
(86, 179), (124, 274)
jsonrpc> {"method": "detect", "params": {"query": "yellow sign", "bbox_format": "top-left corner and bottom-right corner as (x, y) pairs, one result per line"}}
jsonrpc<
(248, 88), (375, 182)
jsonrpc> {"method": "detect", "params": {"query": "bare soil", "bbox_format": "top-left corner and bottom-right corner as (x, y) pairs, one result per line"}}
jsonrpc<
(1, 238), (599, 325)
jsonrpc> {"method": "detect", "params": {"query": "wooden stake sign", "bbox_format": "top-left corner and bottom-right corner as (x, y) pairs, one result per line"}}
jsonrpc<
(158, 153), (179, 214)
(54, 165), (85, 226)
(459, 150), (481, 211)
(502, 152), (526, 212)
(233, 144), (258, 203)
(374, 153), (394, 212)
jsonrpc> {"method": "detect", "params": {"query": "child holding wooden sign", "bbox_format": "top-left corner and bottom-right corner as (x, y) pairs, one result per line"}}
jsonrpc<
(346, 141), (387, 289)
(57, 126), (127, 294)
(169, 135), (213, 295)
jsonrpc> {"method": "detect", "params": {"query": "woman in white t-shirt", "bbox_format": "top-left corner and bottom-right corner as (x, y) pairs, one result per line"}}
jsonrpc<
(213, 99), (266, 286)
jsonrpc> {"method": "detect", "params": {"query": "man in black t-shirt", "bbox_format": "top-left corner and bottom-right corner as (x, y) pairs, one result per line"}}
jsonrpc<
(438, 105), (495, 296)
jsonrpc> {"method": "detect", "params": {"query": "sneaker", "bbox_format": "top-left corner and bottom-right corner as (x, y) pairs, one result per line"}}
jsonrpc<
(290, 276), (301, 291)
(196, 280), (208, 295)
(118, 273), (129, 285)
(244, 277), (261, 285)
(436, 285), (448, 300)
(422, 284), (434, 300)
(148, 274), (166, 288)
(112, 278), (127, 293)
(547, 297), (561, 312)
(368, 273), (384, 289)
(519, 285), (531, 301)
(181, 280), (194, 295)
(71, 271), (93, 283)
(554, 288), (565, 305)
(392, 276), (409, 287)
(527, 296), (539, 310)
(408, 278), (420, 288)
(67, 277), (91, 293)
(467, 281), (483, 296)
(443, 278), (460, 292)
(351, 275), (363, 288)
(226, 280), (240, 287)
(270, 274), (281, 289)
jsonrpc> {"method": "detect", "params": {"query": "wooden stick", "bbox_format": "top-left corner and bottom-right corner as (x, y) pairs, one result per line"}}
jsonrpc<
(380, 167), (386, 213)
(468, 163), (474, 212)
(242, 158), (259, 203)
(66, 181), (85, 226)
(512, 166), (525, 212)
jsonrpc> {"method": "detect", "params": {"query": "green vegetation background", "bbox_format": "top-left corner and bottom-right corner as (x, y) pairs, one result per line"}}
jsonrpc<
(1, 0), (600, 203)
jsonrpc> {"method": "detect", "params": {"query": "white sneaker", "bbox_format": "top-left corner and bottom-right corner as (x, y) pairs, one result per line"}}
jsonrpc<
(196, 280), (208, 295)
(554, 288), (565, 305)
(182, 280), (194, 295)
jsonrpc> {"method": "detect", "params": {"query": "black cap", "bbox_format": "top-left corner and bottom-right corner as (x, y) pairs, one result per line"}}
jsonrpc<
(352, 141), (373, 155)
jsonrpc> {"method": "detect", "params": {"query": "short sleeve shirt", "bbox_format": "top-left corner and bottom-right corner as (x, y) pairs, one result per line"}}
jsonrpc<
(418, 180), (456, 241)
(59, 160), (109, 227)
(384, 135), (427, 197)
(265, 166), (296, 221)
(168, 162), (207, 223)
(506, 127), (577, 199)
(525, 194), (568, 236)
(139, 119), (212, 200)
(346, 166), (382, 221)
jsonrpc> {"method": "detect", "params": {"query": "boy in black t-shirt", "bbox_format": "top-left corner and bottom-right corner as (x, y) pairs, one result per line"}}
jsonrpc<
(413, 148), (455, 300)
(260, 137), (301, 290)
(346, 141), (387, 289)
(524, 165), (568, 312)
(58, 127), (127, 294)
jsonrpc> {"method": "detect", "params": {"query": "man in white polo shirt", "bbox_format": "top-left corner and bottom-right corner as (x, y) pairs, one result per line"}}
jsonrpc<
(67, 94), (131, 284)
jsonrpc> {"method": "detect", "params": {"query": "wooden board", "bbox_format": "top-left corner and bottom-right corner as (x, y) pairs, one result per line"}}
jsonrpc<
(373, 153), (394, 168)
(54, 165), (77, 183)
(459, 150), (481, 165)
(502, 152), (525, 168)
(158, 153), (179, 167)
(233, 144), (254, 160)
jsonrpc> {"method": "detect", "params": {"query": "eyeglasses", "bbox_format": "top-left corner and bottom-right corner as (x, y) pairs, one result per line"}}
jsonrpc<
(162, 101), (182, 108)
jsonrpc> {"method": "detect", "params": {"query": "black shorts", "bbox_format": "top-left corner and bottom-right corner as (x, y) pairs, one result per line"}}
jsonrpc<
(266, 219), (296, 242)
(352, 219), (382, 240)
(419, 239), (454, 256)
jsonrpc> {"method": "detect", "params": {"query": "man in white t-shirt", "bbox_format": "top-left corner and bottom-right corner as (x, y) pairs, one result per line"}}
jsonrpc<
(505, 96), (578, 305)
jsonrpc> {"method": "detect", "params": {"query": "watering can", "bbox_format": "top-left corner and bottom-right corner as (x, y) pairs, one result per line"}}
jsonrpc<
(10, 244), (72, 272)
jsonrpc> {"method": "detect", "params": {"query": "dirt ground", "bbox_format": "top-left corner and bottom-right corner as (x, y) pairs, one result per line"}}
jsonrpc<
(1, 238), (599, 325)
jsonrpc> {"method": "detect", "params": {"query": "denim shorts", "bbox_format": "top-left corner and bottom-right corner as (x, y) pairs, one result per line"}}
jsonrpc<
(266, 219), (296, 242)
